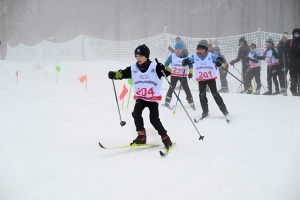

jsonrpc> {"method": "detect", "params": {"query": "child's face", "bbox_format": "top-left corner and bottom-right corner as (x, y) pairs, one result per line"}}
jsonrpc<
(175, 48), (183, 55)
(135, 54), (147, 64)
(213, 50), (219, 55)
(197, 48), (206, 55)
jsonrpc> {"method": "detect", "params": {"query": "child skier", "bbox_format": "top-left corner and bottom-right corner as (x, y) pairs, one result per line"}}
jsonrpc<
(107, 44), (173, 149)
(164, 42), (195, 110)
(213, 46), (229, 93)
(254, 39), (280, 95)
(182, 40), (229, 117)
(247, 43), (262, 95)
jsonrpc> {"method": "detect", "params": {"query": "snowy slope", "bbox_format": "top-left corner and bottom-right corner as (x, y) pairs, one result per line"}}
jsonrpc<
(0, 60), (299, 200)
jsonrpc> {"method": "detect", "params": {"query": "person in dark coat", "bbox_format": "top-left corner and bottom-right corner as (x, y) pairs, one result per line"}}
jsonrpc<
(276, 32), (290, 94)
(229, 37), (252, 94)
(285, 28), (300, 96)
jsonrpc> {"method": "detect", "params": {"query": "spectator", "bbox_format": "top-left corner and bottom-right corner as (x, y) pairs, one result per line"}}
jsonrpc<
(285, 28), (300, 96)
(168, 36), (189, 55)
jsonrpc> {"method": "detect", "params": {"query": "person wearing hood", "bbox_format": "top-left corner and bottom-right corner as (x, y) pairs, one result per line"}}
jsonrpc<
(229, 37), (252, 94)
(182, 40), (229, 118)
(164, 42), (195, 110)
(254, 38), (280, 95)
(214, 46), (229, 93)
(276, 32), (290, 95)
(168, 36), (189, 56)
(107, 44), (173, 149)
(285, 28), (300, 96)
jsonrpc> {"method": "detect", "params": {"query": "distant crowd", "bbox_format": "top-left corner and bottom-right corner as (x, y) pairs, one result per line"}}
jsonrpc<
(167, 28), (300, 96)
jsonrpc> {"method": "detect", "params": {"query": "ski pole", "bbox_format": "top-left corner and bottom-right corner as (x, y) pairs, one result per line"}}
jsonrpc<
(283, 53), (287, 95)
(221, 63), (248, 87)
(232, 64), (243, 92)
(173, 69), (185, 114)
(191, 78), (198, 85)
(112, 79), (126, 127)
(232, 64), (242, 76)
(156, 61), (204, 140)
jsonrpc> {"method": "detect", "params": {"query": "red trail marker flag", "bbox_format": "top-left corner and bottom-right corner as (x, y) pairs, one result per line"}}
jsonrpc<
(119, 84), (128, 101)
(79, 74), (87, 92)
(79, 75), (87, 83)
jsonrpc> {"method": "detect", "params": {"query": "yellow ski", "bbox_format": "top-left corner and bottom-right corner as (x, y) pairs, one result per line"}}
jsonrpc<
(99, 142), (160, 149)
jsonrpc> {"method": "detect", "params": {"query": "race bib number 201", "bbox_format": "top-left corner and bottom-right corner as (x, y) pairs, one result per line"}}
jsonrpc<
(198, 71), (212, 79)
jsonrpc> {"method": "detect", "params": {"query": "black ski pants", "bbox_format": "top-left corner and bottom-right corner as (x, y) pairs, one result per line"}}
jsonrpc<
(219, 65), (228, 89)
(289, 65), (300, 94)
(198, 80), (226, 111)
(250, 67), (261, 90)
(242, 65), (253, 90)
(166, 76), (193, 103)
(277, 63), (289, 89)
(267, 65), (280, 92)
(132, 99), (167, 135)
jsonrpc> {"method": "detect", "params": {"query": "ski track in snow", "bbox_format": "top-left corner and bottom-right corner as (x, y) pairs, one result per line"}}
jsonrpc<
(0, 60), (300, 200)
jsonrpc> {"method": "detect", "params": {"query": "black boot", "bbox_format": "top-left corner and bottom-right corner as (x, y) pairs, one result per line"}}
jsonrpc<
(161, 134), (172, 149)
(220, 105), (229, 116)
(131, 129), (146, 145)
(272, 91), (280, 95)
(202, 106), (209, 117)
(263, 91), (272, 95)
(164, 97), (171, 106)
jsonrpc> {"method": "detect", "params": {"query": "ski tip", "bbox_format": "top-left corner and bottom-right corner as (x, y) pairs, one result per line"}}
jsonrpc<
(98, 142), (106, 149)
(159, 151), (165, 156)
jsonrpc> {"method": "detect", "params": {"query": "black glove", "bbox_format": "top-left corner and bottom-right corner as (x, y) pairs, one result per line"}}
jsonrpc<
(108, 71), (116, 79)
(253, 53), (257, 59)
(215, 56), (224, 67)
(188, 73), (193, 79)
(182, 58), (190, 66)
(155, 58), (165, 72)
(229, 60), (235, 65)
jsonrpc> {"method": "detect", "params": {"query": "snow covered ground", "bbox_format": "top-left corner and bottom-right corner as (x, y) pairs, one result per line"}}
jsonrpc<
(1, 59), (299, 200)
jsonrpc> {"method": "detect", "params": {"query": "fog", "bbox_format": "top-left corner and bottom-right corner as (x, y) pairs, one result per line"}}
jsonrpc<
(0, 0), (299, 48)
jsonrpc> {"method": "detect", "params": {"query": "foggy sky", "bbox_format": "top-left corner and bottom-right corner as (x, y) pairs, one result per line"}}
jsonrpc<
(0, 0), (300, 47)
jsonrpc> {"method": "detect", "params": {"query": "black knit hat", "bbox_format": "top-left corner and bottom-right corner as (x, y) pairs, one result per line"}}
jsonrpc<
(239, 37), (246, 43)
(134, 44), (150, 58)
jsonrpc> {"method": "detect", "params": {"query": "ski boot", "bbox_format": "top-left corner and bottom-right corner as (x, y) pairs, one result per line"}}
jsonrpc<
(220, 106), (229, 116)
(161, 134), (172, 149)
(164, 97), (171, 107)
(263, 91), (272, 95)
(280, 88), (287, 96)
(253, 88), (260, 95)
(130, 129), (146, 145)
(273, 91), (280, 95)
(189, 102), (196, 111)
(239, 89), (248, 94)
(218, 88), (229, 93)
(201, 106), (209, 117)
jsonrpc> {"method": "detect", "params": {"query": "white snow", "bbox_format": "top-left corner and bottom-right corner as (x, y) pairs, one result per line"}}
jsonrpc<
(0, 60), (299, 200)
